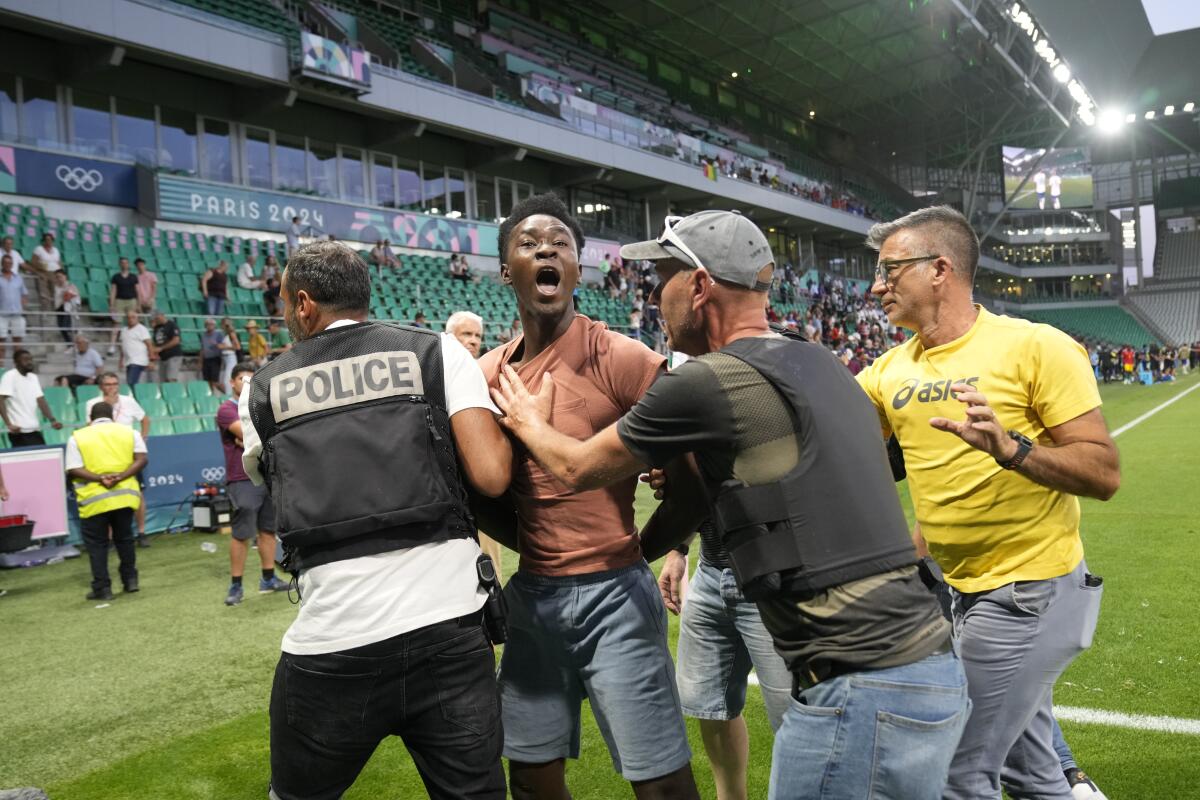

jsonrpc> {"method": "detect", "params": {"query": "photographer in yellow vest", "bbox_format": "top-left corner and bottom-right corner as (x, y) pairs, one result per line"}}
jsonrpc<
(66, 401), (148, 601)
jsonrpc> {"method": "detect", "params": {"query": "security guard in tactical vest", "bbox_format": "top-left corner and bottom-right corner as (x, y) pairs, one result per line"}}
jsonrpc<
(239, 242), (512, 800)
(66, 400), (148, 601)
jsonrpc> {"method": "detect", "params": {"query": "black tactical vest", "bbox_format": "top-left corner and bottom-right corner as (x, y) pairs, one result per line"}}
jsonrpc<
(711, 336), (916, 600)
(247, 321), (474, 572)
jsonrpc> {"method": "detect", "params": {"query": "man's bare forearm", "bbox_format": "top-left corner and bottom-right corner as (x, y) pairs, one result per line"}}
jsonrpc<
(1012, 440), (1119, 500)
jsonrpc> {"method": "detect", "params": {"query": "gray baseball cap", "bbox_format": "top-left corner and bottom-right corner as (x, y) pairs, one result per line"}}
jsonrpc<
(620, 210), (775, 291)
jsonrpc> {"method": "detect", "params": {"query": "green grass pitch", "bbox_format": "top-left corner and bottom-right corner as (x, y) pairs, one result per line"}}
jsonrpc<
(2, 371), (1198, 798)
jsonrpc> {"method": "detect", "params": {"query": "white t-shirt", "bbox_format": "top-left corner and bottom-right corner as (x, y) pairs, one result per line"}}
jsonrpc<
(0, 369), (43, 432)
(1033, 172), (1046, 193)
(1049, 175), (1062, 196)
(237, 262), (259, 289)
(120, 324), (152, 366)
(2, 249), (24, 273)
(287, 224), (302, 249)
(85, 395), (146, 428)
(32, 245), (61, 273)
(239, 324), (500, 655)
(64, 418), (148, 470)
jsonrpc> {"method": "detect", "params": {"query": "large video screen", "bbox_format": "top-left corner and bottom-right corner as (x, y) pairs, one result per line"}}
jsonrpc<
(1002, 146), (1093, 209)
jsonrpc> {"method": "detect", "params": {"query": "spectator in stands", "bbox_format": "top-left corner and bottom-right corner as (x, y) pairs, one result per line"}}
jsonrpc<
(66, 400), (146, 601)
(118, 309), (153, 386)
(449, 253), (471, 283)
(135, 258), (158, 313)
(201, 260), (230, 317)
(219, 317), (241, 393)
(0, 254), (28, 362)
(0, 349), (62, 446)
(628, 306), (642, 337)
(237, 253), (264, 291)
(29, 232), (61, 307)
(413, 311), (429, 329)
(263, 275), (283, 317)
(498, 317), (520, 345)
(88, 370), (153, 545)
(286, 216), (302, 257)
(109, 257), (140, 356)
(200, 317), (226, 394)
(369, 240), (399, 275)
(217, 361), (288, 606)
(151, 310), (182, 384)
(245, 320), (268, 368)
(261, 254), (281, 283)
(1, 236), (23, 274)
(53, 270), (80, 345)
(56, 335), (105, 390)
(446, 310), (484, 357)
(267, 317), (291, 358)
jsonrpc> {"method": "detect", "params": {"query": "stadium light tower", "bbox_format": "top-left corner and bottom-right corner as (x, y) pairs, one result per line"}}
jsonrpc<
(1098, 109), (1126, 134)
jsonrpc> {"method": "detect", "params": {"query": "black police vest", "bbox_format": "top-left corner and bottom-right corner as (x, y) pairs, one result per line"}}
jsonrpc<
(711, 336), (916, 600)
(247, 321), (474, 572)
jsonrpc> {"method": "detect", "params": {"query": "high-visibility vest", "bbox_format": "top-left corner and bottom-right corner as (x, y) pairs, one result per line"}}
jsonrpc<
(72, 422), (141, 518)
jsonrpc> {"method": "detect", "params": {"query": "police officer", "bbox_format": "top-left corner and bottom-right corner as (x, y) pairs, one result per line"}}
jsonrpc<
(237, 242), (512, 800)
(493, 210), (969, 800)
(66, 401), (148, 601)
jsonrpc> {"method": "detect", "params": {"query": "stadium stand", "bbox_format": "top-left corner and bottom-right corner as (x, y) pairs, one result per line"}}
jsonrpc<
(1152, 228), (1200, 282)
(1125, 289), (1200, 346)
(1014, 306), (1158, 348)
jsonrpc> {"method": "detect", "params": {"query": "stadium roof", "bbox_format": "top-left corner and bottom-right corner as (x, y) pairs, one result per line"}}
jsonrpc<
(574, 0), (1076, 169)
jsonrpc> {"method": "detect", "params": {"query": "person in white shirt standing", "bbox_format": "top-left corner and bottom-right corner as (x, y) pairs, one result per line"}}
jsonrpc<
(0, 349), (62, 447)
(1033, 170), (1047, 210)
(87, 371), (153, 546)
(29, 232), (62, 308)
(1049, 170), (1063, 210)
(118, 309), (154, 386)
(238, 242), (512, 800)
(0, 255), (28, 361)
(286, 216), (302, 258)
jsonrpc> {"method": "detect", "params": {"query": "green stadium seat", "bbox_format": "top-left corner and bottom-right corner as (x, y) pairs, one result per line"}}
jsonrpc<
(75, 384), (101, 403)
(140, 397), (168, 417)
(186, 380), (213, 400)
(193, 394), (222, 415)
(133, 383), (161, 402)
(172, 417), (203, 434)
(166, 397), (197, 416)
(43, 426), (72, 446)
(149, 418), (174, 437)
(160, 382), (187, 402)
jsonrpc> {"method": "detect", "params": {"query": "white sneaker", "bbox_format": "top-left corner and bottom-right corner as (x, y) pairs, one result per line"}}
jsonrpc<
(106, 346), (115, 356)
(1067, 769), (1108, 800)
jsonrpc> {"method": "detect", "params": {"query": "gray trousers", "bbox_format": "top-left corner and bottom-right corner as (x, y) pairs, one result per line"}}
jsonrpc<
(943, 560), (1102, 800)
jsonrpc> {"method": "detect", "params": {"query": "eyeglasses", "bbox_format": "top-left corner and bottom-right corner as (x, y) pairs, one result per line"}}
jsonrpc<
(874, 254), (939, 287)
(658, 215), (707, 272)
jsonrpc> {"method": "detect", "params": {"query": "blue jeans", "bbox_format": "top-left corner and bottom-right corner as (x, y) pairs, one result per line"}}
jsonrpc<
(677, 559), (792, 730)
(498, 561), (691, 781)
(206, 296), (225, 316)
(769, 650), (969, 800)
(126, 364), (145, 386)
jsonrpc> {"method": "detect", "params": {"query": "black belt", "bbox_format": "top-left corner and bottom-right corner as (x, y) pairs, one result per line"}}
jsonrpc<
(791, 635), (954, 698)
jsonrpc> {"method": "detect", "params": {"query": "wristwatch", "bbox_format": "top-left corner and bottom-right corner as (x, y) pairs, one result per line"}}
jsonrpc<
(997, 430), (1033, 470)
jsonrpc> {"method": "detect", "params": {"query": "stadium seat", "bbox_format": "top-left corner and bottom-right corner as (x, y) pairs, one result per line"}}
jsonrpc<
(166, 397), (197, 416)
(159, 383), (188, 402)
(75, 384), (101, 404)
(186, 380), (213, 400)
(133, 383), (161, 402)
(149, 418), (174, 437)
(172, 417), (203, 434)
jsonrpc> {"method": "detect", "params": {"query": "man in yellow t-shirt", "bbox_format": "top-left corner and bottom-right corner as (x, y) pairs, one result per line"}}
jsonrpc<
(857, 206), (1120, 800)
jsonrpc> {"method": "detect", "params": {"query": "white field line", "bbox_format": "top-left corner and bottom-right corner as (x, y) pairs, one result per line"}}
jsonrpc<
(1110, 380), (1200, 438)
(744, 674), (1200, 734)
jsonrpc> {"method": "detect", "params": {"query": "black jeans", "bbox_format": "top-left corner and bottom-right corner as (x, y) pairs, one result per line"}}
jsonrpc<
(8, 431), (45, 447)
(56, 306), (73, 342)
(80, 507), (137, 592)
(269, 612), (505, 800)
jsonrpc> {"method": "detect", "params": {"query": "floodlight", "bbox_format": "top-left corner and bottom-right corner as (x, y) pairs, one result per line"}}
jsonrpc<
(1125, 113), (1136, 123)
(730, 71), (738, 78)
(1185, 102), (1196, 112)
(1145, 110), (1155, 119)
(1165, 105), (1175, 115)
(1052, 64), (1070, 83)
(808, 110), (815, 118)
(1097, 109), (1125, 133)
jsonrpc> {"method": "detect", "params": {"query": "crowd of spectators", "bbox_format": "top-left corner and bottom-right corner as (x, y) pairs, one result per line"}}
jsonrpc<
(697, 155), (885, 219)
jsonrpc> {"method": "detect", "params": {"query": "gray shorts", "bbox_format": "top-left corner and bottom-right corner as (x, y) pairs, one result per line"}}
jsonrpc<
(497, 561), (691, 781)
(156, 357), (181, 383)
(227, 479), (276, 540)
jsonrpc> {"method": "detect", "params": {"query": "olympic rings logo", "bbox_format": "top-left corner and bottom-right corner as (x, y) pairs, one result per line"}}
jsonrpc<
(55, 165), (104, 192)
(201, 467), (226, 482)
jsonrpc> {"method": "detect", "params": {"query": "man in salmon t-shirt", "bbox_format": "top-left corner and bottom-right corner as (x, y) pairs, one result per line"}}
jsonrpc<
(478, 194), (700, 799)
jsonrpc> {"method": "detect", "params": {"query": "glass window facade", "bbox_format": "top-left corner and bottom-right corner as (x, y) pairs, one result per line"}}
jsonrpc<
(397, 159), (421, 210)
(476, 175), (496, 221)
(200, 118), (233, 183)
(244, 127), (272, 189)
(20, 79), (60, 147)
(114, 98), (156, 163)
(275, 133), (306, 193)
(70, 90), (112, 155)
(372, 154), (395, 207)
(447, 168), (467, 217)
(307, 140), (337, 198)
(0, 75), (16, 142)
(158, 107), (197, 174)
(422, 163), (445, 213)
(340, 147), (365, 203)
